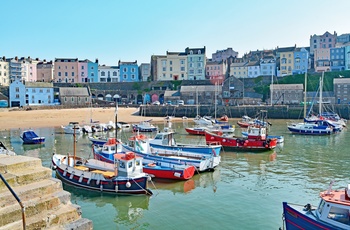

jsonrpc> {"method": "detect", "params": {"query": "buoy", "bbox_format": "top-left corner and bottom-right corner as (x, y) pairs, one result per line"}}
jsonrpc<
(126, 181), (131, 188)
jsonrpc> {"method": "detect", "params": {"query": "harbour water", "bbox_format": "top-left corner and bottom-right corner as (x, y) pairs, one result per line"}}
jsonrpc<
(1, 119), (349, 230)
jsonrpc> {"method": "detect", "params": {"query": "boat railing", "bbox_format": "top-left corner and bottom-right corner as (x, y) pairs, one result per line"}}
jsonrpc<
(206, 141), (221, 146)
(0, 173), (26, 229)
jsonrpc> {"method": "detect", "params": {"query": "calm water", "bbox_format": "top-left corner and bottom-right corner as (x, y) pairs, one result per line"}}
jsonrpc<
(1, 120), (349, 230)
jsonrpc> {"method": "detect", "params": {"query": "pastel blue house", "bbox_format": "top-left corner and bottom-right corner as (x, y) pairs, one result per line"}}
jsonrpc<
(185, 47), (206, 80)
(87, 59), (99, 82)
(9, 80), (26, 107)
(292, 47), (309, 74)
(118, 60), (139, 82)
(260, 56), (276, 76)
(330, 47), (345, 71)
(345, 46), (350, 71)
(9, 80), (55, 107)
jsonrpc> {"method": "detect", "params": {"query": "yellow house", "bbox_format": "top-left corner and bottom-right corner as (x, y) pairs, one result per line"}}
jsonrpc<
(156, 51), (187, 81)
(277, 46), (296, 76)
(230, 62), (248, 78)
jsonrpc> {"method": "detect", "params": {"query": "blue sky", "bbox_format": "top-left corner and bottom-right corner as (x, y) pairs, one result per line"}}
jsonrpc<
(2, 0), (349, 65)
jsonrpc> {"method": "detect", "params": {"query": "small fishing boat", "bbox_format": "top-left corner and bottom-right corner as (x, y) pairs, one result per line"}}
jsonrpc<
(282, 181), (350, 229)
(241, 131), (284, 143)
(20, 130), (45, 144)
(92, 138), (197, 180)
(205, 125), (277, 151)
(132, 120), (158, 132)
(52, 152), (153, 195)
(185, 126), (223, 136)
(61, 122), (82, 134)
(150, 128), (222, 156)
(88, 135), (108, 146)
(143, 163), (196, 180)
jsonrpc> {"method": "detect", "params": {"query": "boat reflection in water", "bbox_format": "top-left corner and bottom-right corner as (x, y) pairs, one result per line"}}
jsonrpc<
(151, 168), (221, 195)
(62, 183), (150, 227)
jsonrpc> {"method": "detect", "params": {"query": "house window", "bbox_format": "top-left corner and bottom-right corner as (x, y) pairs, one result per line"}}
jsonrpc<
(72, 72), (74, 76)
(181, 67), (185, 71)
(123, 68), (127, 72)
(40, 89), (43, 93)
(82, 66), (84, 69)
(32, 89), (36, 93)
(65, 72), (68, 76)
(170, 67), (173, 71)
(113, 71), (117, 76)
(131, 68), (135, 73)
(58, 72), (61, 77)
(131, 74), (135, 79)
(15, 87), (19, 92)
(15, 94), (19, 99)
(101, 71), (105, 76)
(123, 74), (127, 79)
(170, 61), (172, 65)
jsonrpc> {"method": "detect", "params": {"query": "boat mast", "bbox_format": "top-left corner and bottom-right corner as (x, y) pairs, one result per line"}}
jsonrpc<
(73, 123), (76, 167)
(303, 71), (307, 118)
(270, 70), (273, 106)
(215, 82), (217, 120)
(115, 100), (118, 141)
(196, 87), (199, 116)
(319, 71), (324, 115)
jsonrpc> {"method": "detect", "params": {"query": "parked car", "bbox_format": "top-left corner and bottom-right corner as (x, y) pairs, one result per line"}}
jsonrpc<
(152, 101), (160, 105)
(177, 100), (184, 106)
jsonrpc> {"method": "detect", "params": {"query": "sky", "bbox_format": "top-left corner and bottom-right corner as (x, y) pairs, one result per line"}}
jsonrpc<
(2, 0), (350, 66)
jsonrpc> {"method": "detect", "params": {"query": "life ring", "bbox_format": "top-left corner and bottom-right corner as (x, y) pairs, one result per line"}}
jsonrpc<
(222, 139), (226, 142)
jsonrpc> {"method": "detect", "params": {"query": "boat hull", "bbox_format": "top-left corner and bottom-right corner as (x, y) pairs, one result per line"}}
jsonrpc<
(287, 125), (332, 135)
(282, 202), (334, 230)
(22, 137), (45, 145)
(143, 165), (195, 180)
(52, 155), (152, 195)
(205, 131), (277, 151)
(149, 142), (222, 156)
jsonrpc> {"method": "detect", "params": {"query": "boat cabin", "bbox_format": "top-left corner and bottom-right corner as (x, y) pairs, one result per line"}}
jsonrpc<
(247, 126), (267, 140)
(114, 152), (143, 177)
(313, 185), (350, 228)
(98, 138), (122, 154)
(151, 131), (176, 146)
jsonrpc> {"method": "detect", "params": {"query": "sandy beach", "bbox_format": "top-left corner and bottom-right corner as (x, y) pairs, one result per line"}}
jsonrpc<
(0, 107), (182, 131)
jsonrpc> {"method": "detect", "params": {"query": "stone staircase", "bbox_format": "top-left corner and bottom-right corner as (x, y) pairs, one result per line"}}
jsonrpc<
(0, 154), (93, 230)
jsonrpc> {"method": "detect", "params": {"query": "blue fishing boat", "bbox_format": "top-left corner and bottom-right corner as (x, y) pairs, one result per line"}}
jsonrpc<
(149, 129), (222, 156)
(20, 130), (45, 144)
(282, 181), (350, 229)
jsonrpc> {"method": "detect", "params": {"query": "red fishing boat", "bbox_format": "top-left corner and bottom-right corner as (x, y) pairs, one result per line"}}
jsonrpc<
(185, 126), (223, 136)
(204, 125), (277, 151)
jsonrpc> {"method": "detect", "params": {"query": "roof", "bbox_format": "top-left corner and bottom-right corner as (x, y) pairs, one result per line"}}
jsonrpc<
(271, 84), (303, 90)
(334, 78), (350, 83)
(59, 87), (90, 96)
(180, 85), (221, 93)
(164, 90), (178, 97)
(277, 46), (296, 53)
(25, 82), (53, 88)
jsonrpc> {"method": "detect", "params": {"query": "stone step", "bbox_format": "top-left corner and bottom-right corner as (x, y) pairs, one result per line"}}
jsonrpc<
(0, 155), (92, 229)
(0, 167), (52, 192)
(0, 155), (43, 173)
(0, 203), (90, 230)
(0, 189), (73, 227)
(0, 178), (62, 208)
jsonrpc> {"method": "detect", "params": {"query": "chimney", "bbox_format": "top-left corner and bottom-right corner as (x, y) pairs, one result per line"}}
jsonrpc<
(15, 56), (18, 61)
(95, 58), (98, 63)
